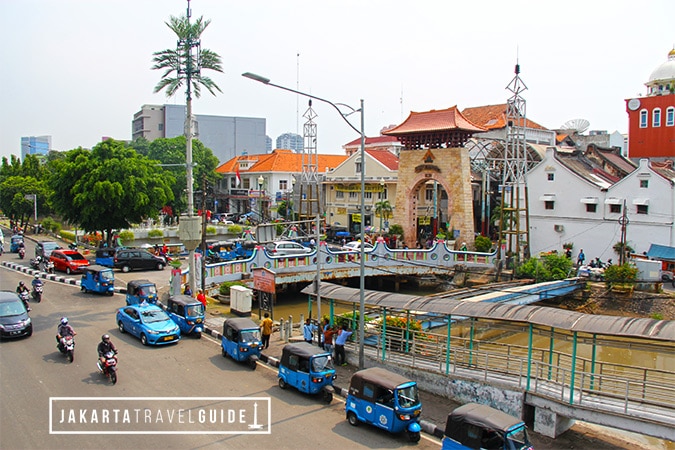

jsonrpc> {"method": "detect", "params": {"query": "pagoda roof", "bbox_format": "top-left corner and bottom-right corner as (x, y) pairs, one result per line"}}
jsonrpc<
(382, 106), (486, 136)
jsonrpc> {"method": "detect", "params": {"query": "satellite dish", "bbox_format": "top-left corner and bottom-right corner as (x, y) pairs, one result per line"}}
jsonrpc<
(561, 119), (590, 134)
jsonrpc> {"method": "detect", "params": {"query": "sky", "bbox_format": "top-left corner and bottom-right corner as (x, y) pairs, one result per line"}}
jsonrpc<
(1, 0), (674, 163)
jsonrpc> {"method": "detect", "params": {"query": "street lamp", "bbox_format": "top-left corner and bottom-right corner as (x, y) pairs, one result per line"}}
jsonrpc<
(243, 72), (367, 369)
(287, 175), (296, 221)
(257, 175), (265, 222)
(379, 179), (385, 233)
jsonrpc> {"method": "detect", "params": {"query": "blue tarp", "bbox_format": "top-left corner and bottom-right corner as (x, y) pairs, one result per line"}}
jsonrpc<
(646, 244), (675, 261)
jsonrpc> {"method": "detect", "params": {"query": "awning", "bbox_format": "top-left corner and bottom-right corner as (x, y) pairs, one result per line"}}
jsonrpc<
(632, 198), (650, 206)
(539, 194), (556, 201)
(604, 198), (623, 205)
(580, 197), (599, 204)
(646, 244), (675, 261)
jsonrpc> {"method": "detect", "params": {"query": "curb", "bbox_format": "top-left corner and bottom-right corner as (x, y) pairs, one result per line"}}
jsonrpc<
(203, 322), (444, 439)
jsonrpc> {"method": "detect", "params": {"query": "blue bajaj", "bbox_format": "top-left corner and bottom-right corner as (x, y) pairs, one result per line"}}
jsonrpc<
(80, 265), (115, 296)
(125, 280), (157, 305)
(346, 367), (422, 443)
(442, 403), (533, 450)
(95, 247), (118, 267)
(166, 295), (205, 338)
(10, 235), (24, 253)
(278, 343), (336, 403)
(221, 318), (262, 370)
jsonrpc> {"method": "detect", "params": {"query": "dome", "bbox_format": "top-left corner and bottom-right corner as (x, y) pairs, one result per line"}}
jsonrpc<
(647, 49), (675, 84)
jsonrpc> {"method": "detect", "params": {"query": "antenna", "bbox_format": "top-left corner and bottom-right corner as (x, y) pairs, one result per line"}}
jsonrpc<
(561, 119), (590, 134)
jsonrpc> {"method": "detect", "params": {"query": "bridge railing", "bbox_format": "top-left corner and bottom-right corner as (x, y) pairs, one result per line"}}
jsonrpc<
(361, 325), (674, 419)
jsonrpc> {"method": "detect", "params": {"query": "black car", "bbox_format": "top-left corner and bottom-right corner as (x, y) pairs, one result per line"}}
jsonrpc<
(0, 291), (33, 339)
(113, 249), (166, 272)
(35, 240), (61, 259)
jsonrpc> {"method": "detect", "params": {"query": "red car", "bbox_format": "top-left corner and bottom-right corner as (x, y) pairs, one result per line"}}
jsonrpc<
(49, 249), (90, 274)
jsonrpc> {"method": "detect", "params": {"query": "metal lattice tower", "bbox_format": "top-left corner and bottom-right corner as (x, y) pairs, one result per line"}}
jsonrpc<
(298, 100), (321, 224)
(498, 61), (531, 266)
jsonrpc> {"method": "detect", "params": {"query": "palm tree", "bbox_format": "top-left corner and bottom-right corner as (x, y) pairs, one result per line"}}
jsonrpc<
(375, 200), (393, 232)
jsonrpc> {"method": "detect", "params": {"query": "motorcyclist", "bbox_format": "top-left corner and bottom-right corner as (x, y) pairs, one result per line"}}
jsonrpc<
(32, 274), (43, 288)
(16, 281), (30, 311)
(56, 317), (76, 344)
(97, 334), (118, 365)
(33, 255), (43, 268)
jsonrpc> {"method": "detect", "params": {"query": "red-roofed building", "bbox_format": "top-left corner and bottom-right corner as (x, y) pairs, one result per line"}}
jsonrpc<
(461, 103), (555, 146)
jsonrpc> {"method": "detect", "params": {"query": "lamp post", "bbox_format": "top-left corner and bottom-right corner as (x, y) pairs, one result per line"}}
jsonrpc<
(378, 179), (385, 233)
(257, 175), (265, 223)
(243, 72), (367, 369)
(287, 175), (296, 221)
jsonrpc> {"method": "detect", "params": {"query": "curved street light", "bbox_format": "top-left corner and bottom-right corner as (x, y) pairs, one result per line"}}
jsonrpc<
(243, 72), (367, 369)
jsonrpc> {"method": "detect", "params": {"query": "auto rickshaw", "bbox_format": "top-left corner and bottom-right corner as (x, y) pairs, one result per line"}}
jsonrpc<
(80, 265), (115, 295)
(346, 367), (422, 443)
(10, 234), (24, 253)
(95, 247), (118, 267)
(221, 318), (263, 370)
(441, 403), (533, 450)
(125, 279), (158, 305)
(166, 294), (205, 338)
(278, 342), (336, 403)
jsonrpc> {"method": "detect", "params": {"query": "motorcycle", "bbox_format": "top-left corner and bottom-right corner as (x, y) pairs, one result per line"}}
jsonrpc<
(97, 351), (118, 385)
(57, 335), (75, 363)
(30, 257), (42, 270)
(18, 247), (25, 259)
(32, 281), (44, 303)
(44, 260), (55, 274)
(19, 291), (31, 311)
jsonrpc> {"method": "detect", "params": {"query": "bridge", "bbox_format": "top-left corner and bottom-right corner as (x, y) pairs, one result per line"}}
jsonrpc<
(200, 239), (498, 288)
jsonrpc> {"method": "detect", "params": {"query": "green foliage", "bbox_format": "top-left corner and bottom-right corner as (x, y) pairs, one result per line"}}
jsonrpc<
(604, 263), (638, 285)
(334, 311), (370, 330)
(474, 235), (493, 253)
(516, 253), (573, 282)
(275, 223), (285, 235)
(0, 175), (48, 225)
(435, 232), (446, 240)
(384, 316), (422, 331)
(613, 241), (635, 257)
(206, 225), (216, 235)
(118, 230), (135, 246)
(50, 222), (62, 234)
(40, 217), (57, 233)
(228, 224), (242, 235)
(148, 229), (164, 239)
(650, 313), (664, 320)
(60, 230), (75, 242)
(563, 242), (574, 250)
(389, 224), (404, 238)
(46, 140), (174, 245)
(219, 281), (247, 295)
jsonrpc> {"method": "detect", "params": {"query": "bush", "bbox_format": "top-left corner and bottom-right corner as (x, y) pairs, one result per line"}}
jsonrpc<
(60, 230), (75, 242)
(118, 230), (135, 246)
(604, 263), (638, 285)
(148, 229), (164, 239)
(516, 253), (573, 282)
(227, 224), (243, 235)
(219, 280), (247, 296)
(389, 224), (403, 238)
(206, 225), (216, 235)
(474, 235), (493, 253)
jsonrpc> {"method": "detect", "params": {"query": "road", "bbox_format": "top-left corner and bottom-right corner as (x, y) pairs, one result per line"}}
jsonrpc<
(0, 252), (441, 449)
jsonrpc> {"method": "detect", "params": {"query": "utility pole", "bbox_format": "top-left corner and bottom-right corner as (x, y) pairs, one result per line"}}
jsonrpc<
(201, 175), (208, 293)
(619, 200), (629, 265)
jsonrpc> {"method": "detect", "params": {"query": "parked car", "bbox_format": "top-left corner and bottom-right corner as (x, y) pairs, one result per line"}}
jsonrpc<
(265, 240), (313, 256)
(113, 249), (166, 272)
(0, 291), (32, 339)
(116, 303), (180, 346)
(35, 240), (61, 259)
(49, 249), (90, 274)
(341, 241), (374, 252)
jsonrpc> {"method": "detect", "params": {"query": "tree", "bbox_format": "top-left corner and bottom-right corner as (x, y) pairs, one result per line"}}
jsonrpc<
(47, 140), (175, 244)
(375, 200), (393, 232)
(516, 253), (573, 282)
(0, 176), (46, 227)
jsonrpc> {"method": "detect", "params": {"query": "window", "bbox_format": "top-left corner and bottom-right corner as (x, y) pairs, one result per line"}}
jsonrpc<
(547, 173), (554, 181)
(610, 204), (621, 214)
(425, 188), (434, 201)
(279, 180), (289, 190)
(349, 192), (358, 199)
(545, 201), (555, 210)
(637, 205), (648, 215)
(355, 161), (362, 173)
(364, 191), (372, 200)
(336, 191), (344, 199)
(653, 108), (661, 127)
(666, 107), (675, 127)
(586, 204), (597, 213)
(639, 110), (648, 128)
(378, 188), (388, 200)
(243, 178), (250, 189)
(640, 180), (649, 188)
(158, 123), (164, 131)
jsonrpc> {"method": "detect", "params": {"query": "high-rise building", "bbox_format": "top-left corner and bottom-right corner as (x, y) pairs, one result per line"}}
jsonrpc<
(21, 135), (51, 160)
(275, 132), (303, 152)
(265, 136), (273, 153)
(132, 104), (267, 163)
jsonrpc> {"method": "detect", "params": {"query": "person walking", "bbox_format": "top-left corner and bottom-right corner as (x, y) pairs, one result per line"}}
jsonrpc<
(196, 289), (207, 309)
(334, 324), (353, 366)
(323, 324), (336, 357)
(577, 249), (586, 267)
(303, 318), (317, 344)
(260, 313), (273, 349)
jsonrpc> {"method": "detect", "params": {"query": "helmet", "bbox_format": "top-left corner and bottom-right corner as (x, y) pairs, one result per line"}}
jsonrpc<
(101, 334), (110, 342)
(61, 317), (68, 325)
(34, 274), (40, 279)
(19, 281), (25, 286)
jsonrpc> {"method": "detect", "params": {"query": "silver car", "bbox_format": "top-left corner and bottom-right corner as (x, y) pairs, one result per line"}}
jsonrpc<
(265, 241), (313, 256)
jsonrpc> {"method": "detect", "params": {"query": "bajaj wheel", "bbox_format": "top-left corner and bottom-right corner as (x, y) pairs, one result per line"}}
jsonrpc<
(407, 430), (420, 443)
(278, 378), (287, 389)
(221, 347), (227, 358)
(322, 390), (333, 404)
(347, 411), (359, 426)
(248, 358), (257, 370)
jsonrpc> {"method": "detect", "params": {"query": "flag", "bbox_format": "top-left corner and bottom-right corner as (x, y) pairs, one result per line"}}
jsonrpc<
(235, 164), (241, 187)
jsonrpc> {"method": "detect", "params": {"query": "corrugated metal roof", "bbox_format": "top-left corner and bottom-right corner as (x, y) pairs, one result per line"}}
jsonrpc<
(302, 282), (674, 342)
(647, 243), (675, 261)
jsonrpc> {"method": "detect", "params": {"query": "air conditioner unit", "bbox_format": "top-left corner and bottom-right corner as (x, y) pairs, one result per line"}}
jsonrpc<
(554, 224), (564, 232)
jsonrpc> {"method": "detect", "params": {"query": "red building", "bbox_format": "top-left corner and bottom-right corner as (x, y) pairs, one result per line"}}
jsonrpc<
(625, 49), (675, 159)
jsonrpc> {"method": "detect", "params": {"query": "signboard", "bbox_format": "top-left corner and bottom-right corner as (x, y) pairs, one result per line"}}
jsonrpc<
(418, 216), (431, 225)
(253, 267), (276, 294)
(352, 213), (361, 223)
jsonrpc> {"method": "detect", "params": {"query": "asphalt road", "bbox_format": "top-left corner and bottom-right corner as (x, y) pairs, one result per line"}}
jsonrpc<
(0, 255), (442, 449)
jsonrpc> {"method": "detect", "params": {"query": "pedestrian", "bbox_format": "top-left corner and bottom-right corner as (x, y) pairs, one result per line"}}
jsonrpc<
(183, 283), (192, 297)
(577, 249), (585, 267)
(565, 248), (572, 259)
(303, 318), (317, 344)
(334, 324), (353, 366)
(323, 324), (336, 357)
(260, 312), (273, 349)
(196, 289), (207, 309)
